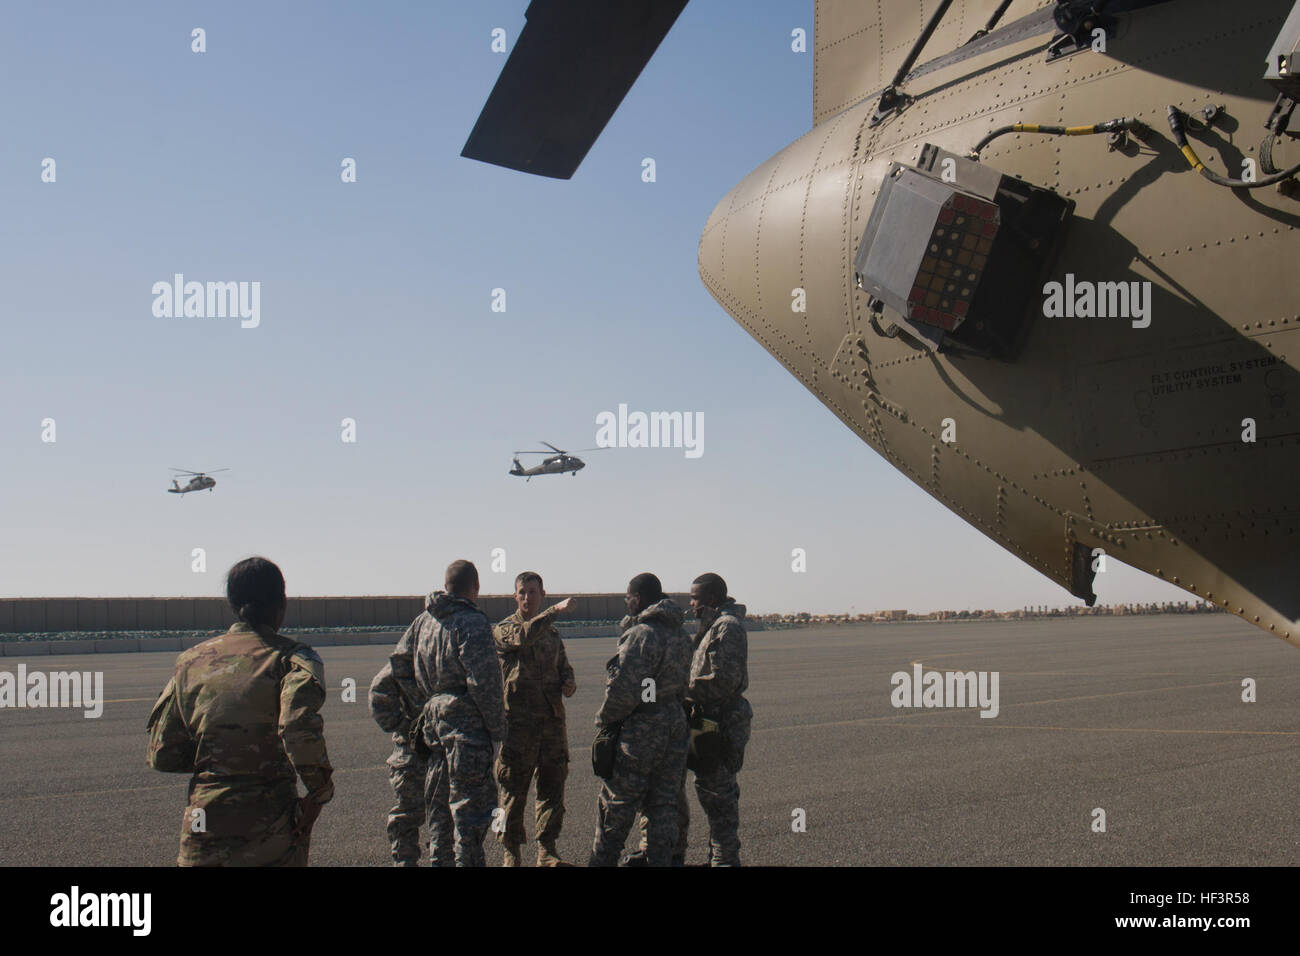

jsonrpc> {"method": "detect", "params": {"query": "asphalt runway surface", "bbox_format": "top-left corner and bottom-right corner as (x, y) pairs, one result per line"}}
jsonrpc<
(2, 615), (1299, 866)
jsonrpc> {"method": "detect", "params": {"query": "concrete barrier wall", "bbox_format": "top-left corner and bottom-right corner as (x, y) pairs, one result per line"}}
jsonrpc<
(0, 624), (625, 657)
(0, 594), (691, 634)
(49, 601), (76, 632)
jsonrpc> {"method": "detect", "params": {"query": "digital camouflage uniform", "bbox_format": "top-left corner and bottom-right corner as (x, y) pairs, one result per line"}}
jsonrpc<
(589, 597), (692, 867)
(494, 603), (574, 851)
(683, 599), (752, 865)
(634, 598), (752, 865)
(368, 656), (427, 865)
(146, 622), (334, 867)
(390, 591), (506, 867)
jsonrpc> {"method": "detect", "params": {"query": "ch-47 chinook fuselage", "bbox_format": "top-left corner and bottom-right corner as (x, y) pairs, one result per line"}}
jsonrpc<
(463, 0), (1300, 646)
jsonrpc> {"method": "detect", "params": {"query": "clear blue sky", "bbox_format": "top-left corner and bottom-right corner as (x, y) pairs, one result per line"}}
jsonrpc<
(0, 0), (1189, 612)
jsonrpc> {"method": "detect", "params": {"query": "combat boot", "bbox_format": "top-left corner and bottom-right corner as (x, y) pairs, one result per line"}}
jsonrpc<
(537, 841), (568, 867)
(503, 843), (522, 867)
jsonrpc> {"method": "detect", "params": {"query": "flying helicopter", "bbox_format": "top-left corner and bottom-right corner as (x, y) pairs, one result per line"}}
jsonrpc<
(510, 442), (601, 480)
(462, 0), (1300, 648)
(167, 468), (227, 495)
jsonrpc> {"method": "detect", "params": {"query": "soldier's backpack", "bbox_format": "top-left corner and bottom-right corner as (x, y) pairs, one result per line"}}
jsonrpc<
(591, 721), (623, 779)
(145, 678), (197, 773)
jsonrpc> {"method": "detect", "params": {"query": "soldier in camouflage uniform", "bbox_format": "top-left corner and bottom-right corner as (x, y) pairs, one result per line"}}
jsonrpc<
(681, 573), (752, 865)
(589, 573), (692, 867)
(494, 573), (576, 867)
(626, 573), (751, 866)
(146, 557), (333, 866)
(390, 560), (506, 867)
(368, 656), (426, 866)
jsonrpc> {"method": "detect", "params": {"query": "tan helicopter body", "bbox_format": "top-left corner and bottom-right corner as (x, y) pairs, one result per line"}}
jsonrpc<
(465, 0), (1300, 645)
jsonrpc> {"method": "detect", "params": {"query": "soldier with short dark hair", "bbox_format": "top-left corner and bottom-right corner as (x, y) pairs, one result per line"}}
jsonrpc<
(588, 572), (692, 867)
(626, 572), (751, 866)
(681, 572), (751, 865)
(389, 560), (506, 866)
(146, 556), (333, 866)
(494, 572), (576, 866)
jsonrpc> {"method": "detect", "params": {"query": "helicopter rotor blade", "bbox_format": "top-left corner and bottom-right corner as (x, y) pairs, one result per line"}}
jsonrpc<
(540, 441), (565, 454)
(514, 450), (554, 455)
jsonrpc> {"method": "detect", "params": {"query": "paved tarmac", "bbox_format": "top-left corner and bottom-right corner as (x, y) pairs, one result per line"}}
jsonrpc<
(2, 614), (1298, 866)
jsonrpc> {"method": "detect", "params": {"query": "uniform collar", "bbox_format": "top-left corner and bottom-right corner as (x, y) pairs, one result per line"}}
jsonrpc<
(229, 620), (281, 641)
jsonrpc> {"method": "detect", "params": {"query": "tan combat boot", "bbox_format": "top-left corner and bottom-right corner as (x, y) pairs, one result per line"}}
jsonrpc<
(503, 843), (522, 867)
(537, 841), (568, 867)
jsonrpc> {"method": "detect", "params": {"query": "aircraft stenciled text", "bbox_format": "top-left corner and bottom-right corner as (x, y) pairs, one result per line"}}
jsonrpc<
(1147, 357), (1277, 396)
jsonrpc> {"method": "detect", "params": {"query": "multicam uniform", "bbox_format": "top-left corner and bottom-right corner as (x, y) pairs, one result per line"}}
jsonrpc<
(390, 591), (506, 867)
(494, 603), (574, 852)
(368, 655), (426, 865)
(146, 622), (334, 867)
(589, 597), (692, 867)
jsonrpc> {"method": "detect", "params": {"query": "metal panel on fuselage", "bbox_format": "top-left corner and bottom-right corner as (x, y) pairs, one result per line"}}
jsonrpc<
(702, 0), (1300, 644)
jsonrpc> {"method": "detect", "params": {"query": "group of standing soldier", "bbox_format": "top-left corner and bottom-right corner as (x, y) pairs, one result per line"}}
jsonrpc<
(370, 560), (752, 866)
(147, 555), (750, 867)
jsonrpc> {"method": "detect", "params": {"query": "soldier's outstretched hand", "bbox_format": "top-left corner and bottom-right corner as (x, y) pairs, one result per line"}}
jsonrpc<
(553, 597), (575, 614)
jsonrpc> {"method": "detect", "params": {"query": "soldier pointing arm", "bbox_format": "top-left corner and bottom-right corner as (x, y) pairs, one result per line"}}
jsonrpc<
(493, 577), (575, 866)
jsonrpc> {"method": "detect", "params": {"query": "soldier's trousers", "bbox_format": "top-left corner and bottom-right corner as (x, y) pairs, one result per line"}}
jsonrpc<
(692, 762), (742, 866)
(635, 774), (690, 862)
(424, 720), (496, 867)
(387, 754), (427, 865)
(589, 716), (689, 867)
(636, 763), (741, 865)
(496, 714), (568, 847)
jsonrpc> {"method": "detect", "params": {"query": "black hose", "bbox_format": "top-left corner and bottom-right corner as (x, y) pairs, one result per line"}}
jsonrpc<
(1166, 105), (1300, 188)
(969, 117), (1142, 159)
